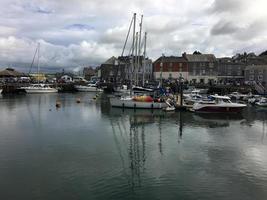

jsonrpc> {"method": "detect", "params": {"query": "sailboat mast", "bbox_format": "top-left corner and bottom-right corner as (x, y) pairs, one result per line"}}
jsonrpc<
(142, 32), (147, 87)
(130, 13), (136, 94)
(37, 43), (40, 84)
(134, 32), (138, 84)
(137, 15), (143, 85)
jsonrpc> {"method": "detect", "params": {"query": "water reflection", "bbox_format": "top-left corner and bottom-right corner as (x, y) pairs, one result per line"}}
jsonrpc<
(0, 93), (266, 199)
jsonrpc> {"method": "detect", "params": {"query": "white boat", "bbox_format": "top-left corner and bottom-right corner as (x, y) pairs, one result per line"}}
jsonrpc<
(192, 95), (247, 113)
(75, 83), (102, 92)
(229, 92), (249, 100)
(255, 97), (267, 107)
(21, 43), (58, 94)
(0, 89), (2, 94)
(183, 90), (203, 105)
(110, 96), (167, 109)
(21, 84), (58, 93)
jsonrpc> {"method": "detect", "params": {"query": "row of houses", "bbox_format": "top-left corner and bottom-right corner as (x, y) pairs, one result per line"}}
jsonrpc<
(99, 52), (267, 89)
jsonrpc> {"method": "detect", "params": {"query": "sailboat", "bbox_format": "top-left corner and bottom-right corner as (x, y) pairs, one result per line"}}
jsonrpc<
(109, 13), (166, 109)
(21, 43), (58, 93)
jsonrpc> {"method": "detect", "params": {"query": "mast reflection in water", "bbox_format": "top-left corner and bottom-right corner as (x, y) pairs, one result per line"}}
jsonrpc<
(0, 93), (266, 200)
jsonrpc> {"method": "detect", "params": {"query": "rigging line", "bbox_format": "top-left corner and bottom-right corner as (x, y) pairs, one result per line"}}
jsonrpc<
(29, 43), (39, 74)
(121, 15), (134, 57)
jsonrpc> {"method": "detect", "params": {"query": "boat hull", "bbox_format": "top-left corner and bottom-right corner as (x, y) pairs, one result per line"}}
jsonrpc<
(24, 88), (58, 93)
(193, 105), (246, 113)
(110, 98), (167, 109)
(0, 89), (2, 94)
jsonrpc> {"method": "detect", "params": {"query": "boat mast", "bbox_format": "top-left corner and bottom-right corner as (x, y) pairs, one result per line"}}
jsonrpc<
(130, 13), (136, 94)
(137, 15), (143, 86)
(142, 32), (147, 87)
(134, 32), (138, 85)
(37, 43), (40, 84)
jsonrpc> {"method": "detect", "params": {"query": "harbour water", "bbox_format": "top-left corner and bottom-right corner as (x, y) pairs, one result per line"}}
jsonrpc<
(0, 93), (267, 200)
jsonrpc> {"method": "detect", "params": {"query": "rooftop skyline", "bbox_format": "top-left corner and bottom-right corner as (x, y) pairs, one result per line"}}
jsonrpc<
(0, 0), (267, 71)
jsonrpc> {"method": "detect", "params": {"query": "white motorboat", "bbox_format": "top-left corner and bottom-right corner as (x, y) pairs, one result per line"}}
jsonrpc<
(192, 95), (247, 113)
(183, 90), (203, 105)
(255, 97), (267, 107)
(229, 92), (249, 100)
(110, 95), (167, 109)
(75, 83), (102, 92)
(21, 84), (58, 93)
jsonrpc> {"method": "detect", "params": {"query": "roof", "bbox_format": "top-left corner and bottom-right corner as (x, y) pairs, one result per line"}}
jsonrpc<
(154, 56), (187, 63)
(0, 68), (25, 77)
(245, 65), (267, 70)
(103, 56), (117, 65)
(185, 54), (216, 62)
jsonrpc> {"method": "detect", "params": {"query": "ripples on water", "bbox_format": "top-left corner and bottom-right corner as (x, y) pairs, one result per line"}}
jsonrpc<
(0, 93), (266, 200)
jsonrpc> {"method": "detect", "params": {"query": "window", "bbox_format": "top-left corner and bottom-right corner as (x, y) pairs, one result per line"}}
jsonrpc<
(169, 63), (172, 72)
(258, 75), (263, 81)
(209, 63), (214, 68)
(249, 75), (254, 81)
(258, 69), (263, 74)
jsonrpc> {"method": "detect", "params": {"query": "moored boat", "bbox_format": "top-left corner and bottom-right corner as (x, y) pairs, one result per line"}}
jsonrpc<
(255, 97), (267, 107)
(75, 83), (102, 92)
(192, 95), (246, 113)
(21, 84), (58, 93)
(110, 95), (167, 109)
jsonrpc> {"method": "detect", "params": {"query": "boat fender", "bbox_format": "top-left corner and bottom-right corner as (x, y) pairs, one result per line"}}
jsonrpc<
(134, 103), (136, 109)
(151, 103), (154, 109)
(122, 103), (125, 109)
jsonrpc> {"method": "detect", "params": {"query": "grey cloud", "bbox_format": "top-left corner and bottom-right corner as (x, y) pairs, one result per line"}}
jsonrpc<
(211, 21), (240, 35)
(209, 0), (247, 13)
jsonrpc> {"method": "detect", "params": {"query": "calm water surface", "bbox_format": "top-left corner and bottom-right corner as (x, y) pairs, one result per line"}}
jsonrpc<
(0, 93), (267, 200)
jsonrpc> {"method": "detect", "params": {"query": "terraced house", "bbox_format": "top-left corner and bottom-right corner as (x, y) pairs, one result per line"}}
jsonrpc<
(182, 53), (218, 84)
(153, 56), (188, 80)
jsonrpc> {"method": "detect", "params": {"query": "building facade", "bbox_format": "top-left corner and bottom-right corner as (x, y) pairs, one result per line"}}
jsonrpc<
(153, 56), (188, 80)
(217, 57), (245, 84)
(183, 53), (218, 84)
(245, 65), (267, 86)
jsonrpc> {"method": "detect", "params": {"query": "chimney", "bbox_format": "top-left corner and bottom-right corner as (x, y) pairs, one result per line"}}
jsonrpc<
(182, 52), (186, 58)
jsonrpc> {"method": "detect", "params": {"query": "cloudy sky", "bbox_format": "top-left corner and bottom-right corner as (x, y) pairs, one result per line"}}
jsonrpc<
(0, 0), (267, 71)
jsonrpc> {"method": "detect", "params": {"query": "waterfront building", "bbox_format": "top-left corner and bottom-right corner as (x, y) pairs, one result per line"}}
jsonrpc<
(100, 56), (126, 83)
(83, 67), (96, 81)
(153, 56), (188, 80)
(182, 53), (218, 84)
(100, 56), (153, 84)
(0, 68), (25, 82)
(217, 57), (245, 85)
(244, 65), (267, 93)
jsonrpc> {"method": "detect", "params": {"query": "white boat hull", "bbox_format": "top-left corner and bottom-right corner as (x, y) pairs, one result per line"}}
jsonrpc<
(24, 88), (58, 93)
(75, 85), (102, 92)
(110, 97), (167, 109)
(192, 102), (246, 113)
